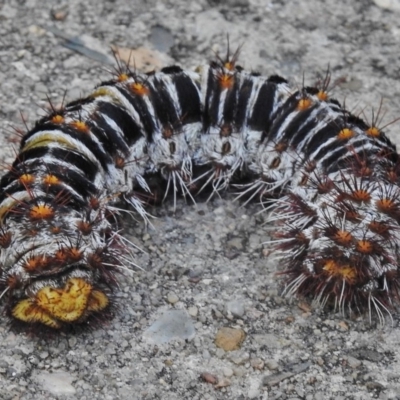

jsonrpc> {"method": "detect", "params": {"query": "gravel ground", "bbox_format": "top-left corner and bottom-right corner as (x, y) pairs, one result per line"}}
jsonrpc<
(2, 0), (400, 399)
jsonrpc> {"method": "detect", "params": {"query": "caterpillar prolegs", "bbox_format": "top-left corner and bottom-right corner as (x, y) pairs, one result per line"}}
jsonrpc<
(1, 51), (400, 333)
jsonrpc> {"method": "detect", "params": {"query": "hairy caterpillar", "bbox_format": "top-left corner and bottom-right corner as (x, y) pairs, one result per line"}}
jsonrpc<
(1, 49), (399, 333)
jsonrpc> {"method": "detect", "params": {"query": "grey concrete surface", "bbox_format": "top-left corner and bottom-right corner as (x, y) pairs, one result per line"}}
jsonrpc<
(1, 0), (400, 399)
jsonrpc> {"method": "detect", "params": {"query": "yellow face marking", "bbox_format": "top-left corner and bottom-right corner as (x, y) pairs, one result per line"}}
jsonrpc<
(87, 290), (109, 312)
(36, 278), (92, 322)
(323, 259), (357, 284)
(12, 299), (61, 328)
(337, 128), (354, 140)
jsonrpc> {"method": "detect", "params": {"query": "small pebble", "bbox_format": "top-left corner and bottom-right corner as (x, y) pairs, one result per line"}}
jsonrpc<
(251, 358), (265, 370)
(215, 378), (231, 389)
(215, 327), (246, 351)
(188, 306), (198, 317)
(167, 291), (179, 304)
(265, 359), (279, 370)
(346, 356), (362, 369)
(200, 372), (218, 385)
(226, 300), (245, 318)
(222, 367), (234, 378)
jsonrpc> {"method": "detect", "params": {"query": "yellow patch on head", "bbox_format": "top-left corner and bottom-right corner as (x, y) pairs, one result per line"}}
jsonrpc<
(12, 299), (61, 328)
(297, 98), (312, 111)
(36, 278), (92, 322)
(29, 204), (55, 221)
(43, 174), (60, 185)
(130, 82), (149, 96)
(323, 259), (357, 284)
(87, 290), (109, 312)
(19, 174), (35, 185)
(51, 114), (65, 124)
(70, 120), (89, 133)
(337, 128), (354, 140)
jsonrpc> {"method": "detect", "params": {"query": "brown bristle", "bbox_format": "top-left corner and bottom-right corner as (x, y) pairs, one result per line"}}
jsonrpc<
(332, 230), (353, 246)
(0, 231), (12, 248)
(355, 240), (374, 254)
(23, 255), (49, 273)
(89, 197), (101, 210)
(349, 189), (371, 202)
(376, 198), (397, 214)
(50, 226), (62, 235)
(67, 247), (83, 262)
(87, 253), (104, 269)
(368, 220), (390, 236)
(76, 220), (93, 235)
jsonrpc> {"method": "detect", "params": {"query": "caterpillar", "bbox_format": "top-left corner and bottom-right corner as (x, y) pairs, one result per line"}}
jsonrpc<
(1, 48), (399, 334)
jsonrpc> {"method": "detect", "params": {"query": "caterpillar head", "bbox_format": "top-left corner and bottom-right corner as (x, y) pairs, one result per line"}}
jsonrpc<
(0, 197), (121, 332)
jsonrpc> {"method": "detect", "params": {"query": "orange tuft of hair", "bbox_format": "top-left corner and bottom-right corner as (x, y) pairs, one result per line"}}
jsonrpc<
(29, 204), (55, 221)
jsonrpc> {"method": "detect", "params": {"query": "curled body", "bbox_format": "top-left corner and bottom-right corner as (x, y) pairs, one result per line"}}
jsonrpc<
(0, 53), (399, 332)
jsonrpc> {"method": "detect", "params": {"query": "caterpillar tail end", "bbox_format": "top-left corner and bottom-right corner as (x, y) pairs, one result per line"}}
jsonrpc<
(11, 278), (109, 329)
